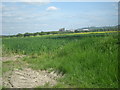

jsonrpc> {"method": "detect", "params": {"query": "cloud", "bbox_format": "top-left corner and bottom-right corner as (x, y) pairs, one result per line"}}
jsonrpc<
(0, 5), (3, 9)
(2, 0), (119, 2)
(16, 17), (24, 20)
(24, 2), (50, 5)
(112, 3), (118, 10)
(3, 0), (50, 2)
(46, 6), (58, 11)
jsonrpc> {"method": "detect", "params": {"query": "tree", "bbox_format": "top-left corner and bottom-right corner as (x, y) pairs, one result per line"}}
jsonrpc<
(16, 33), (23, 37)
(33, 32), (40, 36)
(74, 30), (79, 33)
(24, 33), (30, 37)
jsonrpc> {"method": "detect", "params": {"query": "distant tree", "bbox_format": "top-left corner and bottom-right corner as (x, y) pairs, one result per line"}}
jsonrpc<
(74, 30), (79, 33)
(33, 32), (40, 36)
(51, 31), (58, 34)
(10, 35), (16, 37)
(46, 32), (50, 34)
(16, 33), (23, 37)
(39, 31), (45, 35)
(24, 33), (30, 37)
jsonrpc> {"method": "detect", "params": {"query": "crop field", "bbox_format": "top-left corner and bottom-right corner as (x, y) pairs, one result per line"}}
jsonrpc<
(2, 32), (118, 88)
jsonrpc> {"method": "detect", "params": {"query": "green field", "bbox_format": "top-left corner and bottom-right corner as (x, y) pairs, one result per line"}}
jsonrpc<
(2, 33), (118, 88)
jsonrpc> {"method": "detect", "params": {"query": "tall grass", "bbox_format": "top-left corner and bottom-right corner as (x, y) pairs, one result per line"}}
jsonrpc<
(2, 33), (118, 88)
(2, 37), (73, 55)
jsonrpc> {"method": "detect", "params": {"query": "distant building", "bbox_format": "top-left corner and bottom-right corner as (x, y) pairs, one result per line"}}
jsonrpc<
(69, 29), (74, 32)
(59, 28), (65, 32)
(82, 29), (89, 31)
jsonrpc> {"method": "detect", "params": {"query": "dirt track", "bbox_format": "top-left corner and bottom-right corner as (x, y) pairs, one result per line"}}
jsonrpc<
(3, 68), (61, 88)
(2, 55), (62, 88)
(0, 55), (26, 62)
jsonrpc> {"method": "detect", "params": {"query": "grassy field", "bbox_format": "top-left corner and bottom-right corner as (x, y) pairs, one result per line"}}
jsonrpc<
(2, 32), (118, 88)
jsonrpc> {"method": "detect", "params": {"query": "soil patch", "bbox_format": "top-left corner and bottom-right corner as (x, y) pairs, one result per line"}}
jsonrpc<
(0, 55), (26, 62)
(3, 68), (62, 88)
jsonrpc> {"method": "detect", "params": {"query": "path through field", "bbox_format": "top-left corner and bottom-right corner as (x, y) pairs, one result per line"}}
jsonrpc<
(2, 55), (62, 88)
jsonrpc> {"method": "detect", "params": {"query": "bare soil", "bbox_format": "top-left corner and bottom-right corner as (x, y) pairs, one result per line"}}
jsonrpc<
(0, 55), (26, 62)
(2, 55), (63, 88)
(3, 68), (62, 88)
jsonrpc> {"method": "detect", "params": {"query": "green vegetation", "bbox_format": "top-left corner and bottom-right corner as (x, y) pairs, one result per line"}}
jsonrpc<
(1, 25), (118, 38)
(2, 33), (118, 88)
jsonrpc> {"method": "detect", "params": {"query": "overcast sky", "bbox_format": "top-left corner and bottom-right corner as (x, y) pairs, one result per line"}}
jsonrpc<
(1, 2), (118, 35)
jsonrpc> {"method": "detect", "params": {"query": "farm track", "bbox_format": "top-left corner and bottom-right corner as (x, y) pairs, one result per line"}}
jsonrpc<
(3, 68), (61, 88)
(1, 55), (26, 62)
(2, 55), (62, 88)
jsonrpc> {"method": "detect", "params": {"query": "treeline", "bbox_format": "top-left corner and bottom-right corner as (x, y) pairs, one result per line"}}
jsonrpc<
(2, 31), (62, 38)
(1, 25), (118, 38)
(89, 26), (118, 32)
(16, 31), (60, 37)
(74, 25), (118, 33)
(2, 31), (75, 38)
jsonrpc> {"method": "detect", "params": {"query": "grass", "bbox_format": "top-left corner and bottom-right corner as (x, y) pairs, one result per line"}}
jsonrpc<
(0, 62), (1, 89)
(2, 36), (72, 55)
(2, 32), (118, 88)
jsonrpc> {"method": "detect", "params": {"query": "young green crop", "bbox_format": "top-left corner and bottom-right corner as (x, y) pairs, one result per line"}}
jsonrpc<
(2, 36), (73, 55)
(2, 33), (118, 88)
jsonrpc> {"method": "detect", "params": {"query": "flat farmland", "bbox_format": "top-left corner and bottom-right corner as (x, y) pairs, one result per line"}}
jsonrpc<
(2, 32), (118, 88)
